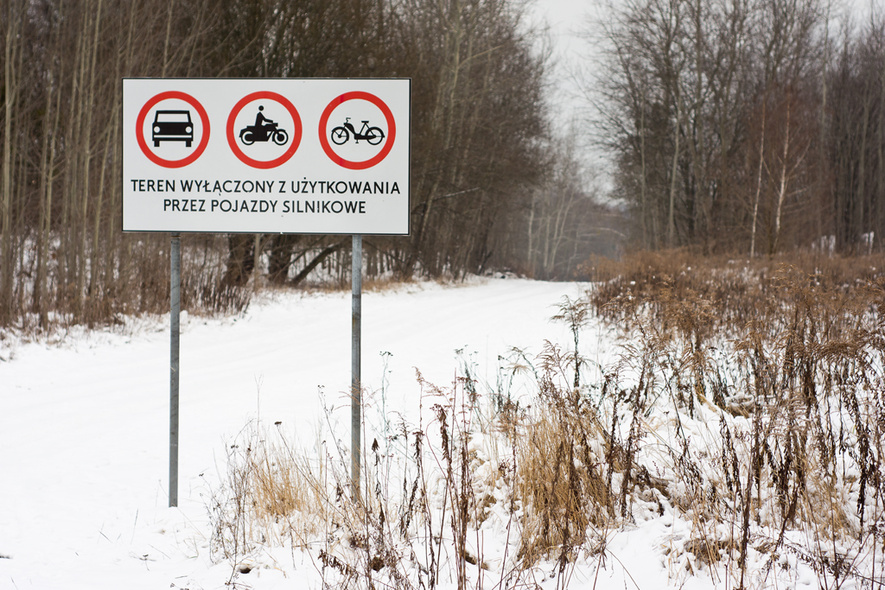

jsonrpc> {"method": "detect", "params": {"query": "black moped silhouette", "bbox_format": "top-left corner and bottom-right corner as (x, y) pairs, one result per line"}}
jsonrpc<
(330, 118), (384, 146)
(240, 107), (289, 146)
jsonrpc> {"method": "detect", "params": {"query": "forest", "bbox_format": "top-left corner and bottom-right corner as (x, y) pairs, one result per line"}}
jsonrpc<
(598, 0), (885, 255)
(1, 0), (884, 330)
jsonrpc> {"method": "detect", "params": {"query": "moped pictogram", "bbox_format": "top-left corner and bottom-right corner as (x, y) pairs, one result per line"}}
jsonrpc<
(330, 118), (384, 146)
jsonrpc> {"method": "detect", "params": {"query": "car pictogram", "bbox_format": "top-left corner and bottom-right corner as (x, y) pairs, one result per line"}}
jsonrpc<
(152, 110), (194, 147)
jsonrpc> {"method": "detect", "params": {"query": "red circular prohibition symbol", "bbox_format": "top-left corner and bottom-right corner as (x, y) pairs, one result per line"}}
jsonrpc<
(319, 91), (396, 170)
(136, 91), (210, 168)
(227, 91), (302, 169)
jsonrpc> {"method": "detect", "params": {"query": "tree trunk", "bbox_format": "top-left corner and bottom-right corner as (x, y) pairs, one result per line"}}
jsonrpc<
(751, 101), (766, 259)
(1, 1), (22, 323)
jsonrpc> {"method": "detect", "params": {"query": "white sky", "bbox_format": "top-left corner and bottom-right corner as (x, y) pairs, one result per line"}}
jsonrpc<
(527, 0), (596, 133)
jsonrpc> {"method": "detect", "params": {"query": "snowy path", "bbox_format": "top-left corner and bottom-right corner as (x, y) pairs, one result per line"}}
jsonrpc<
(0, 278), (592, 589)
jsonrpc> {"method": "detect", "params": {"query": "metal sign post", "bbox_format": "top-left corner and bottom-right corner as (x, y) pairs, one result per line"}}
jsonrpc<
(169, 233), (181, 507)
(351, 234), (362, 497)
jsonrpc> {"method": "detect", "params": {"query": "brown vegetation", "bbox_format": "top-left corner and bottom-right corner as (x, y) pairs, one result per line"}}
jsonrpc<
(208, 253), (885, 589)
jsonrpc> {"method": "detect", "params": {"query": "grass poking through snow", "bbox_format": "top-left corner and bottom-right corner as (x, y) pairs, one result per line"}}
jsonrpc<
(208, 252), (885, 589)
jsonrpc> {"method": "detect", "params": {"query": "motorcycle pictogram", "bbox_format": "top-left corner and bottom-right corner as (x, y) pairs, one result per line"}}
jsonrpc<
(330, 117), (384, 146)
(239, 105), (289, 146)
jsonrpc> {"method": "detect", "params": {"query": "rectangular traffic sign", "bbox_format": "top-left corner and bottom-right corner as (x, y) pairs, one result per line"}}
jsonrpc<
(122, 78), (410, 235)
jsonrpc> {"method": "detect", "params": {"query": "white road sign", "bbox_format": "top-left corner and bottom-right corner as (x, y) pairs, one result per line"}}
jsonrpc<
(122, 78), (410, 235)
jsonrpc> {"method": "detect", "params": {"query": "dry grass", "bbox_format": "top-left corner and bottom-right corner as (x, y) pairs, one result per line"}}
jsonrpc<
(208, 251), (885, 589)
(585, 249), (885, 338)
(514, 387), (610, 566)
(585, 250), (885, 588)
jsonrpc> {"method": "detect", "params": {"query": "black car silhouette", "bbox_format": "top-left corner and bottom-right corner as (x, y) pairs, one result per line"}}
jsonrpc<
(152, 110), (193, 147)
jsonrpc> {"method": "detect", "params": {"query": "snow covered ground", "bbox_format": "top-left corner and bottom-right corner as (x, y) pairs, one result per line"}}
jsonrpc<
(0, 277), (867, 589)
(0, 278), (589, 589)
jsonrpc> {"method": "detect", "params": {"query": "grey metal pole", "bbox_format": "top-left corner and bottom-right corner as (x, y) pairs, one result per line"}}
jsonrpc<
(170, 233), (181, 508)
(351, 234), (362, 497)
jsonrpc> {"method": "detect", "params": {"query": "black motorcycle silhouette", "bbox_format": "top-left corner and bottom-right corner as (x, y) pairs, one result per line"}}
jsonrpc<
(330, 118), (384, 146)
(239, 121), (288, 146)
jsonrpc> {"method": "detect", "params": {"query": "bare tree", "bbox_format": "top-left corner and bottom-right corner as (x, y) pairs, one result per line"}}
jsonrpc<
(396, 0), (548, 276)
(828, 12), (885, 252)
(592, 0), (827, 254)
(0, 0), (26, 324)
(1, 0), (552, 329)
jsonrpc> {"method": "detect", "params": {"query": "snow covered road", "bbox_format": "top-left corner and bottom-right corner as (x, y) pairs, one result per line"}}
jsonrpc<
(1, 278), (593, 589)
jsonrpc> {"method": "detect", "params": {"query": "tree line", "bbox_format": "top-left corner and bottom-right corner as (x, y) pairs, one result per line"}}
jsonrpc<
(595, 0), (885, 255)
(0, 0), (615, 329)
